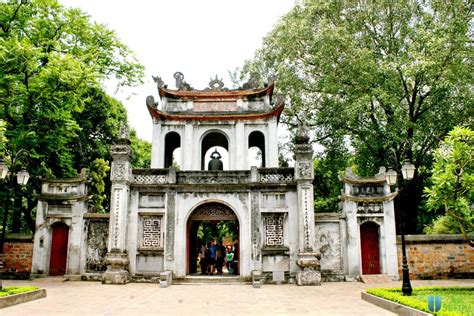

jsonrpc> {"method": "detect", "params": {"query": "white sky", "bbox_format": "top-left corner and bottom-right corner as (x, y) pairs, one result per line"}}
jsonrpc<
(60, 0), (296, 142)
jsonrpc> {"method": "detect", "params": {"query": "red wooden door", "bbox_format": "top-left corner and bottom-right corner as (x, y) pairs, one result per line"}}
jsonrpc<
(360, 222), (380, 274)
(50, 222), (69, 276)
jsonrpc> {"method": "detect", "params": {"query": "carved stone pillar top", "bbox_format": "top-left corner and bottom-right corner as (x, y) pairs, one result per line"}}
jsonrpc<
(293, 124), (314, 181)
(110, 124), (133, 160)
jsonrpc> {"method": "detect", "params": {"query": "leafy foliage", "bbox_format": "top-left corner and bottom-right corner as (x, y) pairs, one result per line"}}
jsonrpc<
(0, 286), (40, 297)
(424, 126), (473, 245)
(367, 286), (474, 316)
(0, 0), (145, 231)
(238, 0), (473, 232)
(130, 129), (151, 169)
(197, 221), (238, 243)
(87, 158), (110, 213)
(0, 119), (6, 154)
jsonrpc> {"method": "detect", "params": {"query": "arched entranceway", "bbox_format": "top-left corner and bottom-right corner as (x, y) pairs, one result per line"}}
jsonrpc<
(49, 222), (69, 276)
(187, 202), (239, 275)
(360, 221), (381, 274)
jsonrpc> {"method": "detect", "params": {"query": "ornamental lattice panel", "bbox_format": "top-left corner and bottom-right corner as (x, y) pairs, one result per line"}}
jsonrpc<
(134, 174), (167, 184)
(260, 173), (294, 183)
(264, 214), (284, 246)
(141, 216), (162, 248)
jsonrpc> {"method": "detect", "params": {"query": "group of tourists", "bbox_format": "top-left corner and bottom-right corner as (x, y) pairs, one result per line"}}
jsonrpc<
(199, 240), (239, 275)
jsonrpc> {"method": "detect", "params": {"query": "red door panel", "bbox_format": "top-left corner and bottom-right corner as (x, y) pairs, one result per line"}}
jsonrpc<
(50, 222), (69, 276)
(360, 222), (380, 274)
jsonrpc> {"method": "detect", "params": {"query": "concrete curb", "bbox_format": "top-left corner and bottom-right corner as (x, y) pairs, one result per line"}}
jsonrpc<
(361, 292), (432, 316)
(0, 289), (47, 309)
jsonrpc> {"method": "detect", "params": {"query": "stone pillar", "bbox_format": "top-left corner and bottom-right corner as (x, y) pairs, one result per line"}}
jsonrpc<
(267, 121), (278, 167)
(235, 122), (246, 170)
(102, 125), (133, 285)
(293, 125), (321, 285)
(183, 123), (194, 170)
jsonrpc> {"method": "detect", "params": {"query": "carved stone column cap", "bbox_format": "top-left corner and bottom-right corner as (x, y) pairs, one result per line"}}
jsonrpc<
(294, 124), (310, 144)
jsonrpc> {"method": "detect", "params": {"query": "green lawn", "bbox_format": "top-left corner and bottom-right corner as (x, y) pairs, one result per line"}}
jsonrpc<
(367, 286), (474, 316)
(0, 286), (40, 297)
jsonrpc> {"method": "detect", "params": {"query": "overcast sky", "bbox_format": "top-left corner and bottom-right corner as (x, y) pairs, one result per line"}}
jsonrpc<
(60, 0), (295, 141)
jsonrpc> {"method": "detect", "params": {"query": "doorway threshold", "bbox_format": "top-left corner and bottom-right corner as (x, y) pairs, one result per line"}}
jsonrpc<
(174, 275), (251, 285)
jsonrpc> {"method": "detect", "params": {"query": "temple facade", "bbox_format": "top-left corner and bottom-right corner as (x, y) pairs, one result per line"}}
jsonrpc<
(31, 73), (399, 286)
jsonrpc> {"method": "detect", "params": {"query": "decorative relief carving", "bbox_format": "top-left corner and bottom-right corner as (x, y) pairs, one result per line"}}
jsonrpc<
(315, 223), (342, 271)
(189, 203), (237, 221)
(110, 144), (131, 156)
(298, 162), (312, 178)
(140, 216), (162, 249)
(264, 214), (284, 246)
(134, 174), (167, 185)
(86, 220), (109, 272)
(357, 202), (383, 214)
(112, 162), (127, 180)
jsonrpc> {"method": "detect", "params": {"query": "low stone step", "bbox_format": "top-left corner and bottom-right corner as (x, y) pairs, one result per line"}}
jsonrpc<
(173, 275), (251, 285)
(359, 274), (393, 284)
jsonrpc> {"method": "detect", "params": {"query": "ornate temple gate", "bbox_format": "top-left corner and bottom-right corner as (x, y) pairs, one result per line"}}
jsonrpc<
(360, 221), (381, 274)
(186, 203), (239, 274)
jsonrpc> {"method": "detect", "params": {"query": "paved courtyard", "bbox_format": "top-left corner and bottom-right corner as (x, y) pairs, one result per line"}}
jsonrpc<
(2, 278), (473, 315)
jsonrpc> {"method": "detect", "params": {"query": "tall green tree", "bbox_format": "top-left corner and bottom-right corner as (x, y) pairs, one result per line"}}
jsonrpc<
(238, 0), (473, 232)
(424, 126), (473, 245)
(0, 0), (145, 232)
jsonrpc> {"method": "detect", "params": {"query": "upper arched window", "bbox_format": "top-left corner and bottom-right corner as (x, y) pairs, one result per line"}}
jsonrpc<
(248, 131), (265, 168)
(164, 132), (181, 168)
(201, 131), (229, 170)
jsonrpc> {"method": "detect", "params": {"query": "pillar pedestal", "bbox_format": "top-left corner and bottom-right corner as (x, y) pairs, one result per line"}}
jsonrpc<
(102, 250), (130, 285)
(296, 252), (321, 286)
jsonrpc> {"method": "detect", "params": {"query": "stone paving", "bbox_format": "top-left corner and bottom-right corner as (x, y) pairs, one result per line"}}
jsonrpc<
(2, 278), (473, 315)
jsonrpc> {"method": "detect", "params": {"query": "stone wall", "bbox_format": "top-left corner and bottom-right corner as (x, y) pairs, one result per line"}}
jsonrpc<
(398, 234), (473, 279)
(2, 234), (33, 279)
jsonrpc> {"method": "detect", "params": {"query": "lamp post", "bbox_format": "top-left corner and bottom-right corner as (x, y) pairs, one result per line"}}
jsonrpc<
(0, 157), (30, 289)
(386, 160), (416, 296)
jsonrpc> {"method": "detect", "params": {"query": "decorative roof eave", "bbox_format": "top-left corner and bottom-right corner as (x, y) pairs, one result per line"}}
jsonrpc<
(158, 83), (274, 100)
(339, 191), (398, 203)
(340, 174), (387, 185)
(147, 102), (285, 122)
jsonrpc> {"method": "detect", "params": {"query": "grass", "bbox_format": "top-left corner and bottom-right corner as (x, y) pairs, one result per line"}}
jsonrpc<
(0, 286), (40, 297)
(367, 286), (474, 316)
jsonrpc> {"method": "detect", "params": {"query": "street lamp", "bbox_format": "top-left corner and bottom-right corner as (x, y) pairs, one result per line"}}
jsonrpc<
(0, 158), (30, 289)
(386, 159), (416, 296)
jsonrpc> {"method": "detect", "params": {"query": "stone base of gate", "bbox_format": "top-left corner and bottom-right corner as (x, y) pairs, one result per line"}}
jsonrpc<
(102, 251), (130, 285)
(296, 269), (321, 286)
(296, 252), (321, 286)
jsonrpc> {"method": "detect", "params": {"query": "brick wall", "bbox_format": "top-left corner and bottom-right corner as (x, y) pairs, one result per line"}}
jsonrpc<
(397, 234), (473, 280)
(1, 234), (33, 279)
